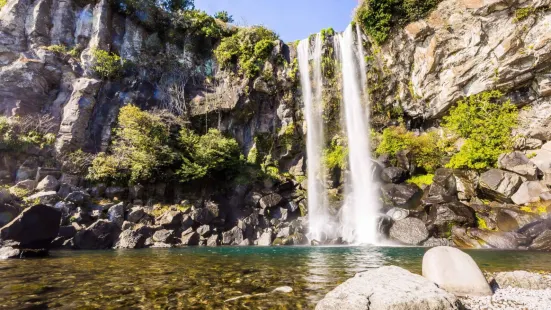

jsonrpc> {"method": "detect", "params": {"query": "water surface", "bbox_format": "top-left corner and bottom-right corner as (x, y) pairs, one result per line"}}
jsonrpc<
(1, 246), (551, 309)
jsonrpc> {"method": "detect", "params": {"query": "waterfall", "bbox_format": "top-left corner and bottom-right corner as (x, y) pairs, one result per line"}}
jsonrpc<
(335, 25), (379, 245)
(298, 34), (330, 242)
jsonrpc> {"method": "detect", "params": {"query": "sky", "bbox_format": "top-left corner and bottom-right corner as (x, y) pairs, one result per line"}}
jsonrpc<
(194, 0), (359, 42)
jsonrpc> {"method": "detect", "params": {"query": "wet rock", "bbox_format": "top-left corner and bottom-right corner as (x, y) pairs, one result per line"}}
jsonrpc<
(423, 168), (457, 205)
(107, 203), (125, 228)
(207, 234), (219, 247)
(276, 226), (292, 238)
(73, 220), (120, 250)
(222, 226), (244, 245)
(115, 226), (154, 249)
(291, 233), (308, 245)
(422, 246), (492, 296)
(494, 271), (551, 290)
(453, 170), (479, 201)
(496, 208), (540, 232)
(498, 152), (539, 181)
(316, 266), (459, 310)
(381, 183), (422, 210)
(180, 228), (199, 246)
(0, 204), (61, 249)
(0, 204), (20, 228)
(427, 202), (476, 237)
(257, 229), (273, 246)
(35, 175), (59, 192)
(376, 214), (393, 237)
(470, 228), (531, 249)
(517, 219), (551, 240)
(58, 225), (77, 239)
(26, 191), (60, 206)
(479, 169), (523, 203)
(530, 230), (551, 251)
(511, 181), (549, 205)
(259, 193), (283, 209)
(127, 207), (145, 223)
(381, 167), (408, 184)
(386, 207), (409, 221)
(389, 217), (429, 245)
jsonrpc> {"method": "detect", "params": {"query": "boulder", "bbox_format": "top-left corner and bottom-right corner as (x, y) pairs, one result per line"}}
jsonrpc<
(259, 193), (283, 209)
(181, 215), (194, 231)
(105, 186), (127, 199)
(427, 202), (476, 237)
(65, 191), (91, 205)
(381, 167), (407, 184)
(453, 170), (479, 201)
(127, 207), (145, 223)
(190, 205), (219, 225)
(291, 233), (308, 245)
(496, 208), (540, 232)
(180, 228), (200, 246)
(422, 237), (454, 247)
(531, 142), (551, 173)
(257, 229), (273, 246)
(517, 219), (551, 240)
(469, 228), (531, 249)
(511, 181), (549, 205)
(479, 169), (523, 203)
(0, 204), (61, 249)
(129, 184), (144, 200)
(376, 214), (393, 237)
(107, 203), (125, 228)
(530, 230), (551, 251)
(89, 184), (106, 198)
(206, 234), (219, 247)
(12, 180), (36, 191)
(115, 226), (154, 249)
(156, 209), (183, 228)
(35, 175), (59, 192)
(423, 168), (457, 205)
(386, 207), (409, 221)
(26, 191), (60, 205)
(422, 246), (492, 296)
(0, 204), (20, 228)
(494, 271), (551, 290)
(498, 152), (538, 181)
(316, 266), (459, 310)
(35, 168), (62, 183)
(389, 217), (428, 245)
(153, 229), (176, 244)
(196, 225), (211, 237)
(73, 220), (120, 249)
(381, 183), (422, 210)
(222, 226), (244, 245)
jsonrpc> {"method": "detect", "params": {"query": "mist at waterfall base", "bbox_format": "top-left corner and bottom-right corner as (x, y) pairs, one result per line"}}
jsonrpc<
(298, 25), (380, 245)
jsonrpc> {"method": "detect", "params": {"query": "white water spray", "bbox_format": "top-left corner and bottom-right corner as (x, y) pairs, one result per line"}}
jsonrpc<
(336, 25), (379, 245)
(298, 34), (329, 242)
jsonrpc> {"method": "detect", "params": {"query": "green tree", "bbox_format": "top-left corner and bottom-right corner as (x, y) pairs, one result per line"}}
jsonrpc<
(214, 10), (234, 23)
(442, 90), (518, 170)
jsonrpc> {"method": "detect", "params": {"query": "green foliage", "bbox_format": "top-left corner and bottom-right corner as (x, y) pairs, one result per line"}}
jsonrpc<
(320, 27), (335, 42)
(442, 90), (518, 170)
(0, 0), (7, 8)
(61, 150), (94, 175)
(354, 0), (441, 44)
(45, 45), (68, 54)
(214, 26), (279, 78)
(376, 126), (442, 173)
(177, 9), (231, 40)
(514, 7), (535, 22)
(177, 128), (244, 183)
(214, 10), (233, 23)
(88, 105), (176, 184)
(0, 116), (56, 151)
(91, 49), (123, 79)
(406, 174), (434, 188)
(323, 141), (348, 170)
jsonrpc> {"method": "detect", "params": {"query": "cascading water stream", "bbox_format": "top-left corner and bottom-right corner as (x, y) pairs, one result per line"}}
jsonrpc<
(297, 34), (329, 242)
(336, 25), (379, 245)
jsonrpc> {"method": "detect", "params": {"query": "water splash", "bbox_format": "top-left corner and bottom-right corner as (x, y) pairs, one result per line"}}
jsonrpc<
(297, 34), (330, 242)
(335, 25), (379, 245)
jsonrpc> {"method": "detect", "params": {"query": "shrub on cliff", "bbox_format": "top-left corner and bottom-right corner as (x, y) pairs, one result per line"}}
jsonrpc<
(376, 126), (442, 173)
(354, 0), (441, 44)
(442, 90), (518, 170)
(214, 11), (234, 23)
(88, 105), (176, 184)
(0, 0), (6, 9)
(91, 49), (124, 80)
(177, 128), (244, 182)
(0, 115), (56, 151)
(214, 26), (279, 78)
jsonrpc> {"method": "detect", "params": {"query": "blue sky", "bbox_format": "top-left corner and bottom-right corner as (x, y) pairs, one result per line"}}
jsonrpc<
(194, 0), (359, 42)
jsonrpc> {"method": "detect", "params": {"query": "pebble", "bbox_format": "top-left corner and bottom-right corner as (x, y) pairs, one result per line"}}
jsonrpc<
(460, 287), (551, 310)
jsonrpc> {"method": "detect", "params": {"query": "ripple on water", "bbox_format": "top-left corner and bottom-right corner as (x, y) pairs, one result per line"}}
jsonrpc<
(1, 246), (551, 309)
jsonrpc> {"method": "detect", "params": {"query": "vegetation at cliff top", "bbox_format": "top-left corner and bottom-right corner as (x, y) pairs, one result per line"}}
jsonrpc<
(354, 0), (441, 44)
(214, 11), (234, 23)
(214, 26), (279, 79)
(442, 90), (518, 170)
(375, 126), (442, 173)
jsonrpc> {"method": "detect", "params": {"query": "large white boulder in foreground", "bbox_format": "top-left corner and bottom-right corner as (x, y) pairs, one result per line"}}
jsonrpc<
(422, 246), (492, 296)
(316, 266), (459, 310)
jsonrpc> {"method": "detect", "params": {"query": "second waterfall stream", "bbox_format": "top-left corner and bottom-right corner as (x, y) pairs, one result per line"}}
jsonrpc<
(298, 24), (380, 245)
